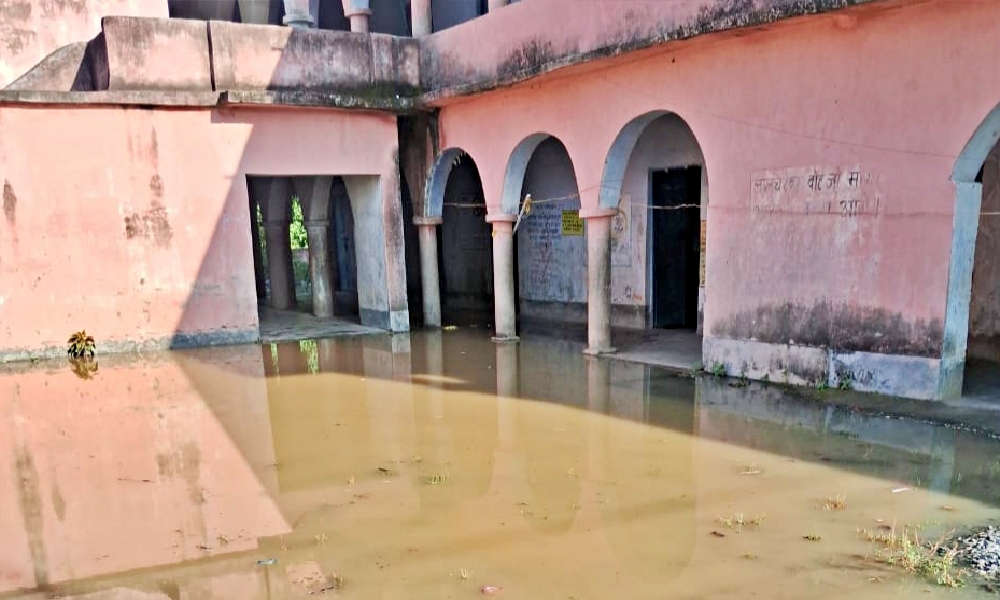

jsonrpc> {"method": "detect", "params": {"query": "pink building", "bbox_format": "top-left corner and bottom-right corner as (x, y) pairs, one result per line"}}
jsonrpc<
(2, 0), (1000, 402)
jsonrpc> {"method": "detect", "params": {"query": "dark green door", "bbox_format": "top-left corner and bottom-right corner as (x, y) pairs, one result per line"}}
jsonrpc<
(650, 166), (702, 329)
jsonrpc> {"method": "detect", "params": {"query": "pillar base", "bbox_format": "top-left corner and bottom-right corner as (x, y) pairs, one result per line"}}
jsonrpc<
(282, 13), (315, 27)
(583, 346), (617, 356)
(491, 335), (520, 344)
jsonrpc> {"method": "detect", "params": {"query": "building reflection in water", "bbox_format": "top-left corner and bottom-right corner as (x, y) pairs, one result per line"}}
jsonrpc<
(2, 331), (1000, 599)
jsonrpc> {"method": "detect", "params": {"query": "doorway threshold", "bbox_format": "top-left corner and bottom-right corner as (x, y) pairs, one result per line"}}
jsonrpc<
(258, 306), (385, 343)
(605, 329), (703, 374)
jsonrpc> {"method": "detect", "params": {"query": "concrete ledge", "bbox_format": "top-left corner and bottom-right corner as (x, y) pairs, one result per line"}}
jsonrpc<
(830, 350), (940, 401)
(102, 16), (212, 91)
(219, 89), (416, 111)
(703, 336), (944, 401)
(0, 89), (221, 106)
(0, 328), (259, 365)
(703, 336), (827, 386)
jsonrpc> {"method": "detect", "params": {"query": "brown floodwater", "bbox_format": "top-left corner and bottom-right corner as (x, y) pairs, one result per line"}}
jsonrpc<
(3, 329), (1000, 599)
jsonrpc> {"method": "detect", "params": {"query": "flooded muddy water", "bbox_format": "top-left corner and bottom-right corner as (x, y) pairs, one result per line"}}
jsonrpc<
(3, 330), (1000, 599)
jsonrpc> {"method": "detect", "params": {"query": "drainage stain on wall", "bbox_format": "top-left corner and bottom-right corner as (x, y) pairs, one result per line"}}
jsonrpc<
(3, 180), (16, 224)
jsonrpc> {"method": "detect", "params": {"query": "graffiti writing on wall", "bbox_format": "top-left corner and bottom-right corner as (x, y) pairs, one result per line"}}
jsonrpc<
(523, 203), (563, 293)
(750, 166), (883, 217)
(610, 196), (631, 267)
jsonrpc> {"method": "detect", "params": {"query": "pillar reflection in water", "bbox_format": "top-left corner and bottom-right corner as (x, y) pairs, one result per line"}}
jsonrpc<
(598, 361), (696, 582)
(515, 339), (586, 534)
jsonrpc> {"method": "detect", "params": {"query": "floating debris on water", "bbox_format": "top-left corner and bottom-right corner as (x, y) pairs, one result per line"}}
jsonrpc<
(256, 558), (278, 566)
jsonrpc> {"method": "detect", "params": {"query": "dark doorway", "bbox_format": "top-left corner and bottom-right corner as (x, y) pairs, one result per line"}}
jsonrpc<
(331, 177), (359, 316)
(438, 155), (493, 325)
(649, 166), (701, 329)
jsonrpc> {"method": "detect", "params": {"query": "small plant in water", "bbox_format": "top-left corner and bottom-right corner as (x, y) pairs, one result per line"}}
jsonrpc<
(717, 512), (766, 533)
(67, 330), (96, 359)
(710, 362), (727, 377)
(837, 375), (853, 391)
(67, 330), (98, 379)
(460, 568), (472, 581)
(823, 493), (848, 511)
(860, 523), (966, 588)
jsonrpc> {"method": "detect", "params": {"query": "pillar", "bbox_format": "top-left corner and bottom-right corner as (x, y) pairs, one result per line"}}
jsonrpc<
(487, 214), (518, 342)
(248, 195), (267, 299)
(282, 0), (318, 27)
(582, 209), (617, 355)
(411, 0), (431, 35)
(237, 0), (271, 23)
(414, 217), (442, 327)
(265, 220), (296, 310)
(345, 0), (371, 32)
(488, 0), (508, 11)
(305, 220), (335, 317)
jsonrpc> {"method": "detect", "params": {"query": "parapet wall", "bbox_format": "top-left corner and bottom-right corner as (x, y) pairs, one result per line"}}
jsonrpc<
(6, 15), (421, 106)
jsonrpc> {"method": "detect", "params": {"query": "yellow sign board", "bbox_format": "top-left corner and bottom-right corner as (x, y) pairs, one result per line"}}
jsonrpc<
(561, 210), (583, 236)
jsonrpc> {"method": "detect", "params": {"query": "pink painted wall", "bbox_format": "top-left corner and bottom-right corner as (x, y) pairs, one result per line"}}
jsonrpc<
(436, 0), (1000, 355)
(0, 104), (398, 357)
(0, 0), (168, 88)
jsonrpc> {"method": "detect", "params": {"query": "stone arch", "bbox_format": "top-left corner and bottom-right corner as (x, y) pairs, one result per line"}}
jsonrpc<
(501, 133), (565, 216)
(599, 111), (705, 210)
(940, 104), (1000, 398)
(598, 111), (707, 334)
(424, 147), (470, 219)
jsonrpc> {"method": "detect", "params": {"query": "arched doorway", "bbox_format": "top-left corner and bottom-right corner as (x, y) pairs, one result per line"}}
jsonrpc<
(436, 151), (494, 326)
(596, 112), (707, 360)
(943, 103), (1000, 399)
(511, 136), (584, 327)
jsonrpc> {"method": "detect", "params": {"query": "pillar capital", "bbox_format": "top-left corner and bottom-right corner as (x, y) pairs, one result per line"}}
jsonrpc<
(486, 213), (517, 224)
(413, 216), (443, 226)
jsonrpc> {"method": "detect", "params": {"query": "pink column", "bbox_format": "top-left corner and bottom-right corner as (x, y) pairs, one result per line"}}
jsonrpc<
(487, 214), (518, 342)
(344, 0), (372, 32)
(411, 0), (432, 35)
(414, 217), (442, 327)
(282, 0), (316, 26)
(581, 208), (617, 355)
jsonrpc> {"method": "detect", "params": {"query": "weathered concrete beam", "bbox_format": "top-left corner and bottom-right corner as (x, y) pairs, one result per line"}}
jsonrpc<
(419, 0), (893, 103)
(102, 16), (213, 91)
(209, 21), (419, 94)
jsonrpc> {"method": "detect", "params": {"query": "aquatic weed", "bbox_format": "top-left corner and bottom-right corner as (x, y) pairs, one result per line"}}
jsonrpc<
(717, 512), (766, 533)
(823, 493), (848, 511)
(860, 523), (966, 588)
